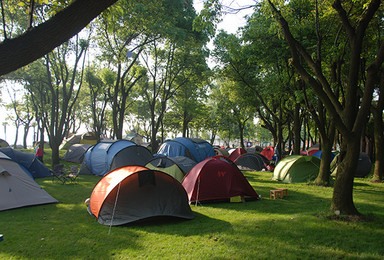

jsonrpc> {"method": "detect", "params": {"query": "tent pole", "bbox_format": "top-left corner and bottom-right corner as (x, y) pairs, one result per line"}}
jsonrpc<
(108, 182), (121, 235)
(195, 178), (200, 207)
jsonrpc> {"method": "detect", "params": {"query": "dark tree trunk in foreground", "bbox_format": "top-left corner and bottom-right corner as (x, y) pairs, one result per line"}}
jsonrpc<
(0, 0), (117, 76)
(331, 141), (360, 215)
(372, 77), (384, 182)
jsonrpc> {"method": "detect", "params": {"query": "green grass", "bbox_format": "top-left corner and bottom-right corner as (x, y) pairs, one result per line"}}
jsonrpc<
(1, 150), (384, 259)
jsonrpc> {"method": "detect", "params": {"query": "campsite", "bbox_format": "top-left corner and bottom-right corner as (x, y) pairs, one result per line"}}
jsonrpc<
(0, 148), (383, 259)
(1, 0), (384, 259)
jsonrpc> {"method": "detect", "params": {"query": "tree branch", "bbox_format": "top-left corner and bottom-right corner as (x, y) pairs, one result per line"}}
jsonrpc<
(0, 0), (117, 76)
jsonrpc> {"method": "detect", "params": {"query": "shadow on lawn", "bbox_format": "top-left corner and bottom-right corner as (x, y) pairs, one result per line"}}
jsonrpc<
(216, 212), (384, 259)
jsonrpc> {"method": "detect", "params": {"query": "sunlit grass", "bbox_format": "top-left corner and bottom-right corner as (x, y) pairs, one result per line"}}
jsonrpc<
(0, 150), (383, 259)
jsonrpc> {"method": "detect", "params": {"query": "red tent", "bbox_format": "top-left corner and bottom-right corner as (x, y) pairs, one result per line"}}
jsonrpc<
(260, 146), (275, 161)
(181, 155), (259, 203)
(228, 147), (247, 162)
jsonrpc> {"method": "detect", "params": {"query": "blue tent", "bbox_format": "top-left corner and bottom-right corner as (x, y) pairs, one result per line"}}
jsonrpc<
(0, 147), (51, 178)
(156, 138), (215, 163)
(312, 150), (337, 161)
(84, 140), (152, 176)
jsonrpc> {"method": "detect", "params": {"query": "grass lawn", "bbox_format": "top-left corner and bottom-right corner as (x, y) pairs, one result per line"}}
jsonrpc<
(1, 150), (383, 259)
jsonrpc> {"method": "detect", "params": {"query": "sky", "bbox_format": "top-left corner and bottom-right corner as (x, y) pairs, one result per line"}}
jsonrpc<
(0, 0), (256, 147)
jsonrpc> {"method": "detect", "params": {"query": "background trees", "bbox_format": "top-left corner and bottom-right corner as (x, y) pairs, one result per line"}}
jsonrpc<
(1, 0), (383, 217)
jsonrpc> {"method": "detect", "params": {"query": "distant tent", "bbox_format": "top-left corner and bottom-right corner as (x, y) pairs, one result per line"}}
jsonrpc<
(261, 146), (274, 161)
(312, 150), (337, 161)
(88, 165), (194, 226)
(0, 139), (9, 148)
(232, 153), (267, 171)
(228, 147), (247, 162)
(60, 132), (98, 150)
(227, 148), (236, 154)
(330, 152), (371, 178)
(355, 152), (372, 178)
(145, 156), (186, 182)
(214, 148), (230, 157)
(246, 147), (256, 153)
(301, 144), (320, 156)
(181, 155), (260, 203)
(169, 156), (198, 174)
(145, 156), (196, 182)
(254, 146), (263, 152)
(272, 155), (320, 183)
(109, 145), (153, 172)
(62, 144), (92, 163)
(82, 140), (152, 176)
(0, 151), (57, 211)
(156, 137), (215, 163)
(0, 147), (51, 178)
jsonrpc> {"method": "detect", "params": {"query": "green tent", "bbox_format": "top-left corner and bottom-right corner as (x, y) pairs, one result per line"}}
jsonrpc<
(272, 155), (320, 183)
(145, 156), (187, 182)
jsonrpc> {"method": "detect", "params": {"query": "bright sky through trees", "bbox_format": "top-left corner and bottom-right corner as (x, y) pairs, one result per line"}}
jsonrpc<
(0, 0), (255, 146)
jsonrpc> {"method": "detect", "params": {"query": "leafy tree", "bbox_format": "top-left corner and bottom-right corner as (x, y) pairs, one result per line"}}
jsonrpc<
(84, 66), (112, 142)
(267, 0), (384, 215)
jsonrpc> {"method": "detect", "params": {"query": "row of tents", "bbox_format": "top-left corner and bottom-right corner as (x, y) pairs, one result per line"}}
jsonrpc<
(1, 136), (372, 227)
(88, 155), (261, 226)
(62, 138), (271, 179)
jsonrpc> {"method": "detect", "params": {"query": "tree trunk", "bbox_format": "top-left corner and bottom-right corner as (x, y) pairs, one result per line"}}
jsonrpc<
(23, 125), (30, 149)
(331, 140), (360, 215)
(314, 134), (333, 186)
(372, 105), (384, 182)
(293, 103), (301, 155)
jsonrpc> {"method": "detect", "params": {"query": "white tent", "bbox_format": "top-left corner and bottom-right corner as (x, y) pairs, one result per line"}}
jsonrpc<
(0, 152), (57, 211)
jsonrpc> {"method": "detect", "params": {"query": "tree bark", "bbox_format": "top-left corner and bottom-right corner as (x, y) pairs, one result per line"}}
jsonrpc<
(293, 102), (301, 155)
(0, 0), (117, 76)
(331, 140), (360, 215)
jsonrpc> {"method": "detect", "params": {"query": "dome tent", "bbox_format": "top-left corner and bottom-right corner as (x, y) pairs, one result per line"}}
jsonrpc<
(181, 155), (260, 203)
(0, 147), (51, 178)
(62, 143), (92, 163)
(60, 132), (98, 150)
(83, 140), (152, 176)
(109, 144), (153, 172)
(233, 153), (267, 171)
(260, 146), (274, 161)
(145, 156), (196, 182)
(156, 137), (215, 163)
(228, 147), (247, 162)
(0, 151), (57, 211)
(272, 155), (320, 183)
(0, 139), (9, 148)
(88, 165), (194, 226)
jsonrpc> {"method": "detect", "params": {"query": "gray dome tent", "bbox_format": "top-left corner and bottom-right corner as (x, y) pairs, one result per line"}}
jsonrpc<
(233, 153), (267, 171)
(0, 151), (57, 211)
(62, 144), (92, 163)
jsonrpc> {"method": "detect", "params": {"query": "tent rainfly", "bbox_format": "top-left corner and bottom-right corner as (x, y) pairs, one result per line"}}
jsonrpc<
(272, 155), (320, 183)
(0, 147), (51, 178)
(88, 165), (194, 226)
(233, 153), (267, 171)
(0, 151), (57, 211)
(81, 140), (153, 176)
(181, 155), (260, 203)
(156, 137), (215, 163)
(62, 143), (92, 163)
